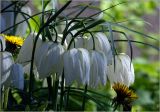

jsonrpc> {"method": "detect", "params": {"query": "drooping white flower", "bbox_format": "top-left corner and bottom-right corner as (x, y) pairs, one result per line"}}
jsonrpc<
(0, 52), (14, 85)
(63, 48), (90, 85)
(15, 6), (32, 37)
(107, 54), (135, 87)
(35, 42), (65, 78)
(16, 33), (42, 66)
(94, 32), (113, 65)
(9, 63), (24, 90)
(71, 32), (113, 65)
(89, 51), (107, 87)
(0, 15), (6, 32)
(73, 36), (89, 49)
(0, 1), (14, 33)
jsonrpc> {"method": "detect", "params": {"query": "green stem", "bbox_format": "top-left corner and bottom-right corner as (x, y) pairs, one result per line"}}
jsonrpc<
(52, 75), (59, 110)
(82, 84), (87, 111)
(65, 86), (70, 110)
(41, 0), (45, 41)
(3, 88), (9, 110)
(60, 71), (64, 110)
(47, 76), (52, 106)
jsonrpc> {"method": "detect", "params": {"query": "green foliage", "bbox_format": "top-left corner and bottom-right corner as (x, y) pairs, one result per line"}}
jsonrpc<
(132, 58), (160, 111)
(101, 0), (157, 24)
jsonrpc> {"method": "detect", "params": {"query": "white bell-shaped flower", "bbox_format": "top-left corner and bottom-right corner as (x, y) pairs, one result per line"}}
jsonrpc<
(94, 32), (113, 65)
(0, 35), (6, 51)
(74, 33), (112, 65)
(0, 15), (6, 32)
(0, 1), (14, 33)
(0, 51), (14, 85)
(9, 64), (24, 90)
(73, 36), (89, 49)
(63, 48), (90, 85)
(107, 54), (135, 86)
(89, 51), (107, 87)
(15, 6), (32, 37)
(16, 33), (42, 66)
(35, 42), (65, 78)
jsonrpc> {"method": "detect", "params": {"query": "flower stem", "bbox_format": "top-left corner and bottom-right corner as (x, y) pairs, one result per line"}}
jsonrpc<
(47, 76), (52, 107)
(3, 88), (9, 110)
(60, 71), (65, 110)
(65, 86), (70, 110)
(52, 75), (59, 110)
(82, 84), (87, 110)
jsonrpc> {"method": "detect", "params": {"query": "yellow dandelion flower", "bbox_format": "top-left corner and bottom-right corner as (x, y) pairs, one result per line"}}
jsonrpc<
(0, 34), (24, 46)
(112, 83), (138, 111)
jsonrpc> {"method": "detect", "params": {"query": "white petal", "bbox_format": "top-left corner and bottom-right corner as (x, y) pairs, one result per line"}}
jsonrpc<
(63, 49), (77, 85)
(0, 2), (14, 33)
(95, 52), (107, 85)
(86, 36), (93, 50)
(63, 51), (72, 85)
(37, 42), (64, 78)
(0, 52), (14, 85)
(0, 15), (6, 32)
(46, 43), (64, 75)
(74, 52), (83, 84)
(10, 64), (24, 90)
(119, 54), (135, 86)
(78, 48), (90, 84)
(64, 48), (90, 85)
(35, 42), (51, 70)
(95, 33), (113, 65)
(89, 51), (99, 87)
(16, 33), (42, 65)
(0, 35), (6, 51)
(15, 6), (31, 37)
(69, 49), (79, 83)
(107, 54), (135, 86)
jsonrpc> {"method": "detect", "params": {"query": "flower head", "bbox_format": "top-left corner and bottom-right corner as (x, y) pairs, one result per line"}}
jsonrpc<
(63, 48), (90, 85)
(10, 64), (24, 90)
(5, 63), (24, 90)
(15, 6), (31, 37)
(94, 33), (113, 65)
(35, 42), (65, 78)
(89, 50), (107, 87)
(107, 54), (135, 86)
(16, 33), (42, 65)
(112, 83), (138, 111)
(1, 34), (24, 46)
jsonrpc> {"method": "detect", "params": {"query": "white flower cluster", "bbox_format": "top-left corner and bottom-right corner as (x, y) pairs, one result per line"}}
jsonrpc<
(15, 32), (135, 88)
(0, 36), (24, 90)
